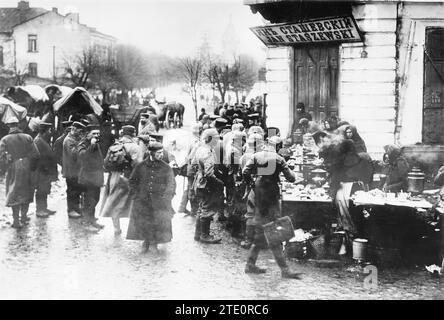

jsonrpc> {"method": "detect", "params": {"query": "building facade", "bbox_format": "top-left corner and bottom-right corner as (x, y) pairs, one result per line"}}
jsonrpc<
(0, 1), (116, 85)
(245, 0), (444, 162)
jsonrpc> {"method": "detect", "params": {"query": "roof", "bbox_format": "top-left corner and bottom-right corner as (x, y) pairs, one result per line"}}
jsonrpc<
(0, 7), (48, 33)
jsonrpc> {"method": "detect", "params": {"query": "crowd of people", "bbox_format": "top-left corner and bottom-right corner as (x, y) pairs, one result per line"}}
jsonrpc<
(1, 95), (432, 280)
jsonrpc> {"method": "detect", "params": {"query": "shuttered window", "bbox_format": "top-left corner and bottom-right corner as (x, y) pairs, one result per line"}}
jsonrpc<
(423, 28), (444, 144)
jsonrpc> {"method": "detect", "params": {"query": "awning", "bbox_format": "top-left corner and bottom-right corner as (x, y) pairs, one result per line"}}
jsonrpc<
(18, 85), (49, 102)
(0, 96), (28, 124)
(53, 87), (103, 116)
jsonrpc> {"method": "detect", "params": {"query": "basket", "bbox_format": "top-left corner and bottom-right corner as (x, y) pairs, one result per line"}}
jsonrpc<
(285, 240), (307, 259)
(263, 216), (294, 247)
(327, 234), (343, 258)
(308, 234), (327, 259)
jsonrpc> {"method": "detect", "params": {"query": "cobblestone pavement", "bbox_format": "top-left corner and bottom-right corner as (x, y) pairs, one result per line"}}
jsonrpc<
(0, 127), (442, 300)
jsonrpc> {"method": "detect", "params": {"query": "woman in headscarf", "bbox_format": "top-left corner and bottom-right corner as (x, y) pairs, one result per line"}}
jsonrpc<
(337, 124), (367, 153)
(320, 138), (373, 253)
(382, 144), (410, 193)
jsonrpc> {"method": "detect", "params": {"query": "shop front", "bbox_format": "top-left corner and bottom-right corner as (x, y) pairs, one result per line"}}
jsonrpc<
(245, 0), (444, 268)
(245, 0), (444, 162)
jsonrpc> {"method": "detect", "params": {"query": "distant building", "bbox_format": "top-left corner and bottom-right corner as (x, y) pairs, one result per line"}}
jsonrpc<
(0, 1), (116, 85)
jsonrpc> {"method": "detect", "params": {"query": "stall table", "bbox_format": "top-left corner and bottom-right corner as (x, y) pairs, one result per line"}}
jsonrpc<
(351, 192), (442, 266)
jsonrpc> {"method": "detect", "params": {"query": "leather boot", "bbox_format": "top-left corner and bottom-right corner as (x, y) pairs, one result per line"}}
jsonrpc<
(271, 245), (302, 280)
(194, 218), (202, 241)
(11, 206), (22, 229)
(245, 245), (266, 274)
(199, 218), (221, 244)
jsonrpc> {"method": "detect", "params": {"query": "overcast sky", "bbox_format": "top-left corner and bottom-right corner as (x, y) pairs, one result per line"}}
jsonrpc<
(3, 0), (267, 62)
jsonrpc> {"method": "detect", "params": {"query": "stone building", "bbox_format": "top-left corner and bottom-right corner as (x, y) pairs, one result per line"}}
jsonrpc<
(0, 1), (116, 85)
(244, 0), (444, 162)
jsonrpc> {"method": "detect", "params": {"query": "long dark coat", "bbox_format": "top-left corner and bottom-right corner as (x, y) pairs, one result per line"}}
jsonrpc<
(126, 157), (176, 243)
(0, 128), (40, 206)
(78, 139), (104, 187)
(33, 134), (58, 194)
(243, 148), (295, 226)
(100, 136), (143, 219)
(53, 129), (69, 165)
(62, 132), (81, 179)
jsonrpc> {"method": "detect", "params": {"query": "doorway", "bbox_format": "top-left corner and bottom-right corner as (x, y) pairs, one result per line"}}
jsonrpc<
(292, 45), (339, 131)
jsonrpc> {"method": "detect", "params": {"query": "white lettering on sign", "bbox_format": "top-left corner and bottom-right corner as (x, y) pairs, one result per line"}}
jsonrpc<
(250, 16), (362, 46)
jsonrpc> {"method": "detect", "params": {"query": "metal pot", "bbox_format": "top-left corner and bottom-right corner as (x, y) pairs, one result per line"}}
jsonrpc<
(310, 168), (327, 186)
(407, 167), (425, 194)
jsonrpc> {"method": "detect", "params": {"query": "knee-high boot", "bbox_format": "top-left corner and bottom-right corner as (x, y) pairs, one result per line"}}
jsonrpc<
(199, 217), (221, 244)
(194, 217), (202, 241)
(271, 245), (302, 279)
(11, 206), (21, 228)
(245, 244), (266, 273)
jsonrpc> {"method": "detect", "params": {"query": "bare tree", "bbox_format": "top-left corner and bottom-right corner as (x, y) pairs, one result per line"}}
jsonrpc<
(116, 44), (150, 105)
(64, 48), (98, 88)
(0, 67), (28, 92)
(89, 61), (118, 104)
(177, 56), (203, 120)
(230, 54), (259, 103)
(206, 62), (230, 104)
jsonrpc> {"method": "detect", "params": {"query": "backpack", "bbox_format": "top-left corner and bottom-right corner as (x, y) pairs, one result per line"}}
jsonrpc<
(104, 142), (130, 172)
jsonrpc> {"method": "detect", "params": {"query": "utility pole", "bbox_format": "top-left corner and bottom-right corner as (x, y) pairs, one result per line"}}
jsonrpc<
(52, 45), (56, 82)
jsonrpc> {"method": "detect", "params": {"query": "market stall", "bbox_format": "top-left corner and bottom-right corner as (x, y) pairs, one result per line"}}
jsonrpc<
(350, 189), (443, 267)
(278, 139), (443, 267)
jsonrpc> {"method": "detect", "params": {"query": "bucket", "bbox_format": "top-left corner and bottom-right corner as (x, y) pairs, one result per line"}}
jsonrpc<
(352, 238), (368, 261)
(407, 167), (425, 194)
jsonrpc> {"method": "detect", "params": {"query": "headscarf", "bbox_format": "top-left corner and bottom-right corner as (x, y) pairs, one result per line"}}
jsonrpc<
(383, 144), (403, 164)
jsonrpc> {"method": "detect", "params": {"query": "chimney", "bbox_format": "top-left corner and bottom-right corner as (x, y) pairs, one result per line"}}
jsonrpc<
(52, 7), (58, 14)
(66, 12), (79, 23)
(17, 1), (29, 10)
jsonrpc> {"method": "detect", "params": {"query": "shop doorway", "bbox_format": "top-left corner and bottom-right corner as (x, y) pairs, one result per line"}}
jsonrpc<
(423, 27), (444, 144)
(292, 45), (339, 129)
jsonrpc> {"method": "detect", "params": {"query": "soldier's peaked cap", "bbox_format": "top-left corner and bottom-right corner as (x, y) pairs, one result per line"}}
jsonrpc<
(39, 122), (52, 129)
(86, 124), (100, 131)
(72, 121), (86, 129)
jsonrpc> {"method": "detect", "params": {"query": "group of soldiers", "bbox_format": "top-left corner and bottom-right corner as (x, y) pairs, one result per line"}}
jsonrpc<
(181, 112), (301, 279)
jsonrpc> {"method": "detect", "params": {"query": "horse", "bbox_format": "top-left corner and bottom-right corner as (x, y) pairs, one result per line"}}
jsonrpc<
(150, 99), (184, 129)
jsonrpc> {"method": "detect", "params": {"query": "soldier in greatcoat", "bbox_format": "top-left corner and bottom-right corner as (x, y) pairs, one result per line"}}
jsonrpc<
(242, 139), (302, 279)
(62, 121), (86, 219)
(0, 120), (40, 228)
(177, 122), (202, 216)
(78, 124), (105, 230)
(126, 142), (176, 252)
(53, 121), (73, 166)
(33, 122), (58, 218)
(100, 125), (143, 235)
(192, 128), (224, 244)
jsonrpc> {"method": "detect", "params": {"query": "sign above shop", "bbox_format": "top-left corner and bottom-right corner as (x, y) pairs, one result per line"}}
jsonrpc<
(250, 16), (362, 46)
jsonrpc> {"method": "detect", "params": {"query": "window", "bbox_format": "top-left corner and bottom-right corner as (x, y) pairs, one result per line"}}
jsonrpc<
(28, 63), (37, 77)
(28, 34), (37, 52)
(423, 28), (444, 144)
(0, 46), (3, 66)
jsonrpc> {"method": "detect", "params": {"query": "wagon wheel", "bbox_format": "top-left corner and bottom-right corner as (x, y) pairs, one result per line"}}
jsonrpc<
(165, 110), (170, 129)
(173, 112), (178, 129)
